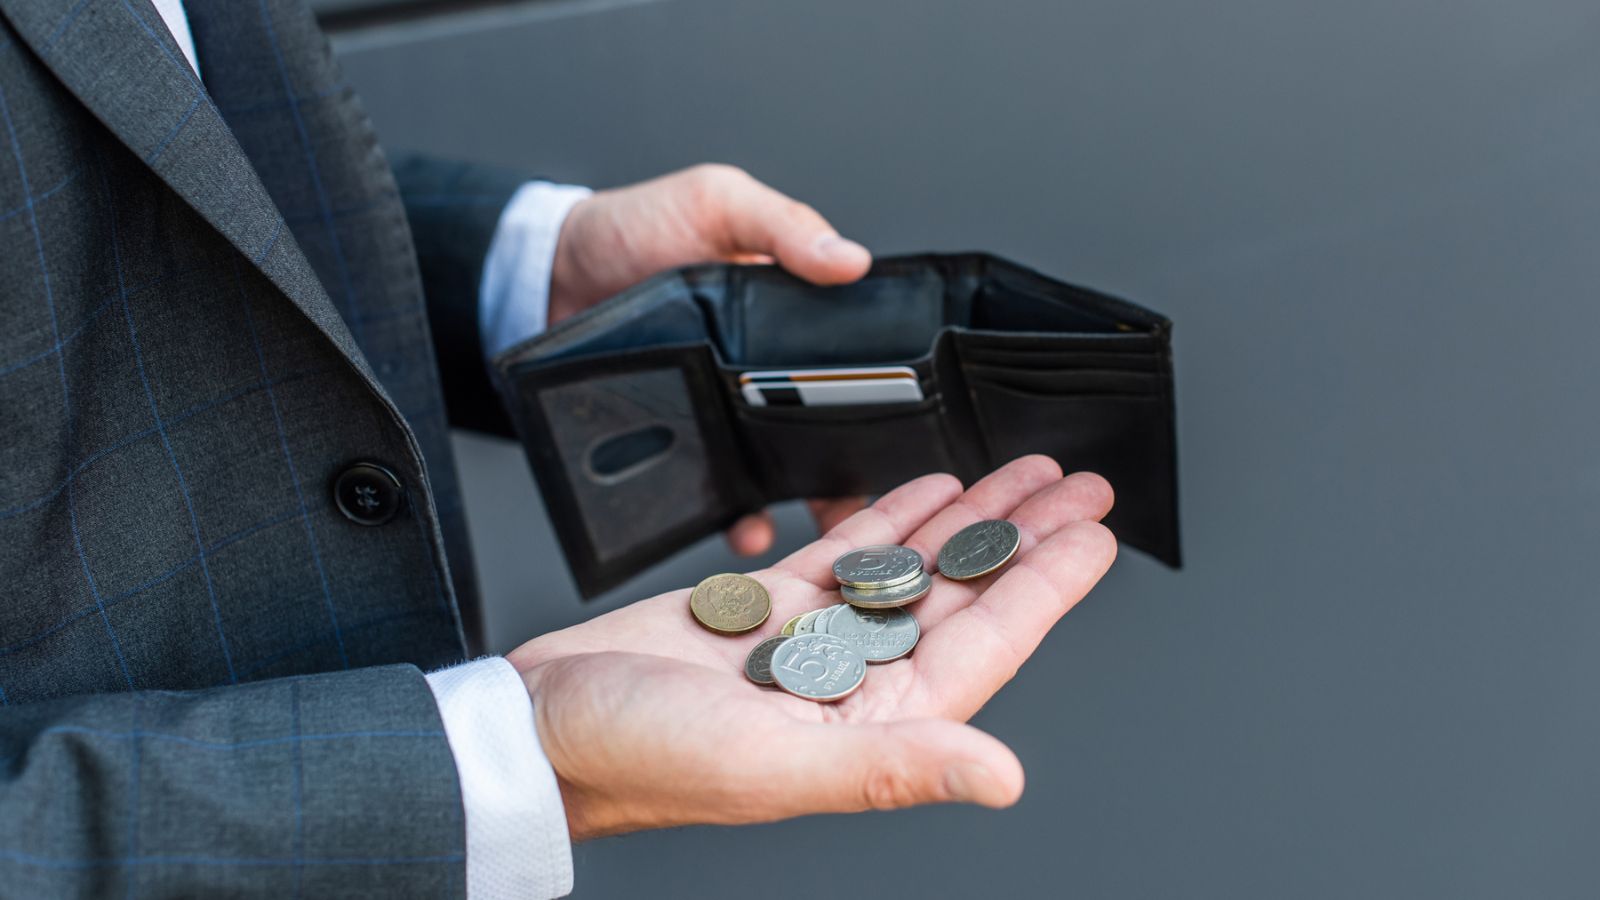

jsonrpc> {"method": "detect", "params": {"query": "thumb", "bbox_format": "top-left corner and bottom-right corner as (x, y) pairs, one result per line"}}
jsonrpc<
(710, 170), (873, 285)
(777, 718), (1024, 814)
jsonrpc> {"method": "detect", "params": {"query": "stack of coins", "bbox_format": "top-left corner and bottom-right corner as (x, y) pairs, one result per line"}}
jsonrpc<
(833, 545), (932, 608)
(691, 519), (1022, 704)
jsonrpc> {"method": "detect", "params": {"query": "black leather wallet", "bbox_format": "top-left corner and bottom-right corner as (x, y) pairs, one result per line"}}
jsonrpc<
(493, 253), (1179, 598)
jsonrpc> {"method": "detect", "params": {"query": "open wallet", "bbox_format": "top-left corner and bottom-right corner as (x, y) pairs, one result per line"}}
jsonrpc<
(492, 253), (1180, 598)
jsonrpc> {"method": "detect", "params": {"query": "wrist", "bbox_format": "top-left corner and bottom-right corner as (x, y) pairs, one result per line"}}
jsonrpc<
(427, 657), (575, 895)
(547, 194), (604, 327)
(518, 659), (604, 843)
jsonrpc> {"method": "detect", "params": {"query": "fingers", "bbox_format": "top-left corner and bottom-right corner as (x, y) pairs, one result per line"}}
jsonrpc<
(775, 473), (962, 587)
(770, 718), (1023, 815)
(913, 470), (1113, 629)
(910, 521), (1118, 721)
(726, 512), (776, 556)
(725, 495), (873, 559)
(898, 455), (1066, 567)
(701, 165), (872, 285)
(805, 496), (869, 536)
(773, 455), (1064, 592)
(726, 496), (870, 558)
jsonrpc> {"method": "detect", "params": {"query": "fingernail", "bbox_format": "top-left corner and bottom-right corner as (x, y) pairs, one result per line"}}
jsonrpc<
(943, 762), (993, 804)
(814, 233), (868, 262)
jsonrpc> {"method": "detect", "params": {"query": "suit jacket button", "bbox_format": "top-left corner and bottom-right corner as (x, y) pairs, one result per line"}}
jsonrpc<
(333, 462), (404, 526)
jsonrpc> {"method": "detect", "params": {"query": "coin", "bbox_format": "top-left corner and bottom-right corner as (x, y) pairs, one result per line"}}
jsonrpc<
(833, 544), (925, 589)
(770, 634), (867, 702)
(840, 570), (933, 609)
(825, 605), (920, 663)
(793, 608), (827, 635)
(689, 573), (771, 634)
(937, 520), (1020, 581)
(780, 614), (804, 636)
(743, 635), (790, 685)
(811, 603), (849, 635)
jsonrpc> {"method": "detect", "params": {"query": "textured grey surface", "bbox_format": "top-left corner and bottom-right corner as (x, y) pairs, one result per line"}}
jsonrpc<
(339, 1), (1600, 896)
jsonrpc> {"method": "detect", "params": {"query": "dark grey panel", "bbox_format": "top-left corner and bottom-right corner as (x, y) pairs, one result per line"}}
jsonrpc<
(339, 1), (1600, 897)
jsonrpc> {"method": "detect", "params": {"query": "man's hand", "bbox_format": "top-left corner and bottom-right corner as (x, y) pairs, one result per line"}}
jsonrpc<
(547, 164), (876, 556)
(548, 164), (871, 325)
(507, 456), (1116, 841)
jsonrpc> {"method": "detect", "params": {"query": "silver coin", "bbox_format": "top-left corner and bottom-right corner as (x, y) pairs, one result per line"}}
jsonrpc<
(793, 608), (827, 635)
(810, 603), (850, 635)
(825, 605), (920, 663)
(937, 519), (1021, 581)
(841, 570), (933, 609)
(770, 634), (867, 702)
(743, 635), (790, 685)
(832, 544), (925, 589)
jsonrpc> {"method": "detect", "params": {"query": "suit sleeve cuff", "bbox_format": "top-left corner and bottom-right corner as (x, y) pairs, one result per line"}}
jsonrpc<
(479, 181), (593, 359)
(426, 657), (574, 899)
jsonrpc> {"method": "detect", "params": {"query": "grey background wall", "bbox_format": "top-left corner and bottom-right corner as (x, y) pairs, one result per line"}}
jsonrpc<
(330, 2), (1600, 896)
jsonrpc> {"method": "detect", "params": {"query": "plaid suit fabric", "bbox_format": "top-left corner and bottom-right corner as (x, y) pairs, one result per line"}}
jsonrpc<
(0, 0), (506, 893)
(0, 667), (464, 898)
(184, 0), (486, 641)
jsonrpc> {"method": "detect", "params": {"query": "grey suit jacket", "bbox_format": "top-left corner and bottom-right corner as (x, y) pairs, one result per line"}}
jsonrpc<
(0, 0), (532, 895)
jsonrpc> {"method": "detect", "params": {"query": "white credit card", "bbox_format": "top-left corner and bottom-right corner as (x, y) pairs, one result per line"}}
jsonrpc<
(739, 366), (924, 407)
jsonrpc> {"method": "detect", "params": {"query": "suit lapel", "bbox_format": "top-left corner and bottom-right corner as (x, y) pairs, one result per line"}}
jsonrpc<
(0, 0), (372, 373)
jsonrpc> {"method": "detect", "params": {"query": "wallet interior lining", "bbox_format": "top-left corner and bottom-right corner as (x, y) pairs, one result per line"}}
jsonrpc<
(521, 255), (1154, 371)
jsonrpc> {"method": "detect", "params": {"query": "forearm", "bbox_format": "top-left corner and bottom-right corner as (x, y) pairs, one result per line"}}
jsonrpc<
(0, 666), (462, 898)
(392, 153), (531, 436)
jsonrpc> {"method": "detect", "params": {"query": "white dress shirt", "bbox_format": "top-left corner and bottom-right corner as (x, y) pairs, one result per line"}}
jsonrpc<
(153, 3), (578, 896)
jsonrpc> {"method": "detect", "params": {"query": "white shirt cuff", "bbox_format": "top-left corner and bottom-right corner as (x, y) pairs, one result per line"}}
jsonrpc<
(479, 181), (594, 360)
(426, 657), (574, 899)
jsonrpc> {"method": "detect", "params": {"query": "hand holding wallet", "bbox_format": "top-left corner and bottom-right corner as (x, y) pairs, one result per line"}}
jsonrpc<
(493, 253), (1179, 598)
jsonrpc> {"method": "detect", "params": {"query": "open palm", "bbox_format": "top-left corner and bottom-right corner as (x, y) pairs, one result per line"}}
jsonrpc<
(506, 456), (1117, 840)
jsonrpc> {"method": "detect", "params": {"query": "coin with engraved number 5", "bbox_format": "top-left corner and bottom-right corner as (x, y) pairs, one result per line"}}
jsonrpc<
(689, 573), (771, 634)
(937, 520), (1020, 581)
(841, 570), (933, 609)
(770, 634), (867, 702)
(832, 544), (924, 590)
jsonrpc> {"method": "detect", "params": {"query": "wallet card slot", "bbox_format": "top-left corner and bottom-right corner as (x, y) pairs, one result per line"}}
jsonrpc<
(955, 327), (1165, 355)
(957, 346), (1164, 373)
(535, 366), (730, 564)
(733, 396), (958, 500)
(499, 343), (755, 597)
(966, 379), (1179, 565)
(715, 354), (938, 404)
(963, 364), (1165, 397)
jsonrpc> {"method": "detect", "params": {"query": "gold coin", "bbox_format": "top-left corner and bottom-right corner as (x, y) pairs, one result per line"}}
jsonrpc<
(780, 614), (804, 636)
(689, 573), (772, 634)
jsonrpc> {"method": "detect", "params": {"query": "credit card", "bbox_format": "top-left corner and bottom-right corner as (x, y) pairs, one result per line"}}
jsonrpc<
(739, 366), (924, 407)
